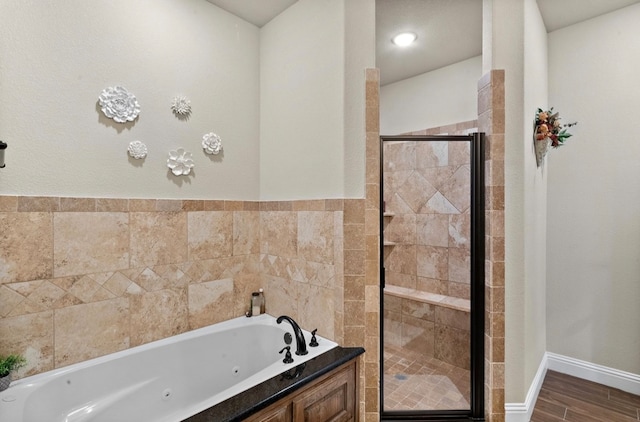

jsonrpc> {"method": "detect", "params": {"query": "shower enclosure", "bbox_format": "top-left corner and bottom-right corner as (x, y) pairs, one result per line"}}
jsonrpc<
(380, 133), (485, 420)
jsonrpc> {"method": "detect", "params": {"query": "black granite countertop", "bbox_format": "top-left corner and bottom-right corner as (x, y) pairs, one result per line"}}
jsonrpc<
(183, 346), (365, 422)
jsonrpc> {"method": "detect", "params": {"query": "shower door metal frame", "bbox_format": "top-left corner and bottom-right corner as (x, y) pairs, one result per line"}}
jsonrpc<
(379, 133), (485, 421)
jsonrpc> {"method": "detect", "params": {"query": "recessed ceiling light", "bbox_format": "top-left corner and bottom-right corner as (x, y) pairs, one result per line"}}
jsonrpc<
(392, 32), (417, 47)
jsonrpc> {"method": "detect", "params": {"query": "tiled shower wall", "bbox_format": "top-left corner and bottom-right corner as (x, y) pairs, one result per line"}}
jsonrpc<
(384, 294), (471, 370)
(0, 196), (349, 379)
(382, 128), (475, 300)
(381, 122), (478, 373)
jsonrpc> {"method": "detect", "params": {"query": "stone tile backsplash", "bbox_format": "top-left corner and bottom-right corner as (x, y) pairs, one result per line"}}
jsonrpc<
(0, 197), (347, 379)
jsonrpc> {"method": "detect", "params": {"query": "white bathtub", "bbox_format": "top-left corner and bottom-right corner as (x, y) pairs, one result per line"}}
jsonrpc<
(0, 314), (337, 422)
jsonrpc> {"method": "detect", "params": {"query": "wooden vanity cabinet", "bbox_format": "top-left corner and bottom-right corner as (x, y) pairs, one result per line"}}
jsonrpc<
(244, 359), (358, 422)
(246, 404), (292, 422)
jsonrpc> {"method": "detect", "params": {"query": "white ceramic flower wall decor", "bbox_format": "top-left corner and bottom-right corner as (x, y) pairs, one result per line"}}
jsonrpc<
(202, 132), (222, 155)
(167, 149), (195, 176)
(98, 86), (141, 123)
(128, 140), (148, 159)
(171, 96), (192, 117)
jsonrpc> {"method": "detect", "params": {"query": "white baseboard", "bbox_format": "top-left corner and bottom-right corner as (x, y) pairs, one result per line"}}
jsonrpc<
(546, 352), (640, 395)
(505, 352), (640, 422)
(504, 353), (548, 422)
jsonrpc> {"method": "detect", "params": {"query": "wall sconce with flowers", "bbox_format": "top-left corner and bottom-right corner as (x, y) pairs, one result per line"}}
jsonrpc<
(534, 107), (577, 167)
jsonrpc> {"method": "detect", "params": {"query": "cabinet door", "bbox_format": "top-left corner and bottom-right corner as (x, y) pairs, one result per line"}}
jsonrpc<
(243, 403), (292, 422)
(291, 364), (356, 422)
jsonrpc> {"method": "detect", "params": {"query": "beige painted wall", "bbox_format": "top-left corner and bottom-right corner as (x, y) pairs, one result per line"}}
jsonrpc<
(0, 0), (260, 199)
(1, 0), (372, 202)
(546, 3), (640, 375)
(484, 0), (549, 403)
(259, 0), (345, 200)
(344, 0), (375, 198)
(521, 0), (548, 401)
(379, 56), (482, 136)
(259, 0), (372, 200)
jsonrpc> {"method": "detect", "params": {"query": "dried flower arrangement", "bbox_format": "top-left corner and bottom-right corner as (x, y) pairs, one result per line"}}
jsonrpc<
(534, 107), (577, 167)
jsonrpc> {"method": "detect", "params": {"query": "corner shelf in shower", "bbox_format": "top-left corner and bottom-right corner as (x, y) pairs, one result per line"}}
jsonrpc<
(382, 212), (395, 246)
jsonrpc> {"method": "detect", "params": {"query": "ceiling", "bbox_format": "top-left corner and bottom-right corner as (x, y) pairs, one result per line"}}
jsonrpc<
(207, 0), (640, 85)
(537, 0), (639, 31)
(376, 0), (481, 86)
(206, 0), (297, 27)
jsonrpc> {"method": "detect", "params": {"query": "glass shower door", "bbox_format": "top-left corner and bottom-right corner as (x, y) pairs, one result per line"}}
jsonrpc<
(380, 134), (484, 420)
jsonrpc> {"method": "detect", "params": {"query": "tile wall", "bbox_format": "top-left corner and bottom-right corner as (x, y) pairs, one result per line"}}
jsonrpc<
(0, 197), (348, 379)
(383, 121), (477, 300)
(384, 293), (470, 370)
(361, 68), (382, 421)
(479, 70), (506, 422)
(381, 122), (478, 375)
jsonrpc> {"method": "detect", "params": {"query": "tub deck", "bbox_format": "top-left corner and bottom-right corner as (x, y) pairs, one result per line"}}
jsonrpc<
(184, 346), (364, 422)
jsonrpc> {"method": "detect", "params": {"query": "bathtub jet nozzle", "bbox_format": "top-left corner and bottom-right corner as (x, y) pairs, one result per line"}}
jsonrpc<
(276, 315), (308, 356)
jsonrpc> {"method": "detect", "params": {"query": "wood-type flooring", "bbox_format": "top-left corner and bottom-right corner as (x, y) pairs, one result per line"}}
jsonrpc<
(531, 370), (640, 422)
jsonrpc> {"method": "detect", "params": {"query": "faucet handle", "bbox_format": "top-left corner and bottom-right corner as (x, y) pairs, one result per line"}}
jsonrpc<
(279, 346), (294, 364)
(309, 328), (319, 347)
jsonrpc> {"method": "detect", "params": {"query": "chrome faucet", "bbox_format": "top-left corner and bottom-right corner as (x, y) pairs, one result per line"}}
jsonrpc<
(276, 315), (308, 356)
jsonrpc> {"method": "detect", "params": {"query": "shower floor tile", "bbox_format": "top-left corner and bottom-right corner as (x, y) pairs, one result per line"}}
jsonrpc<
(383, 344), (470, 411)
